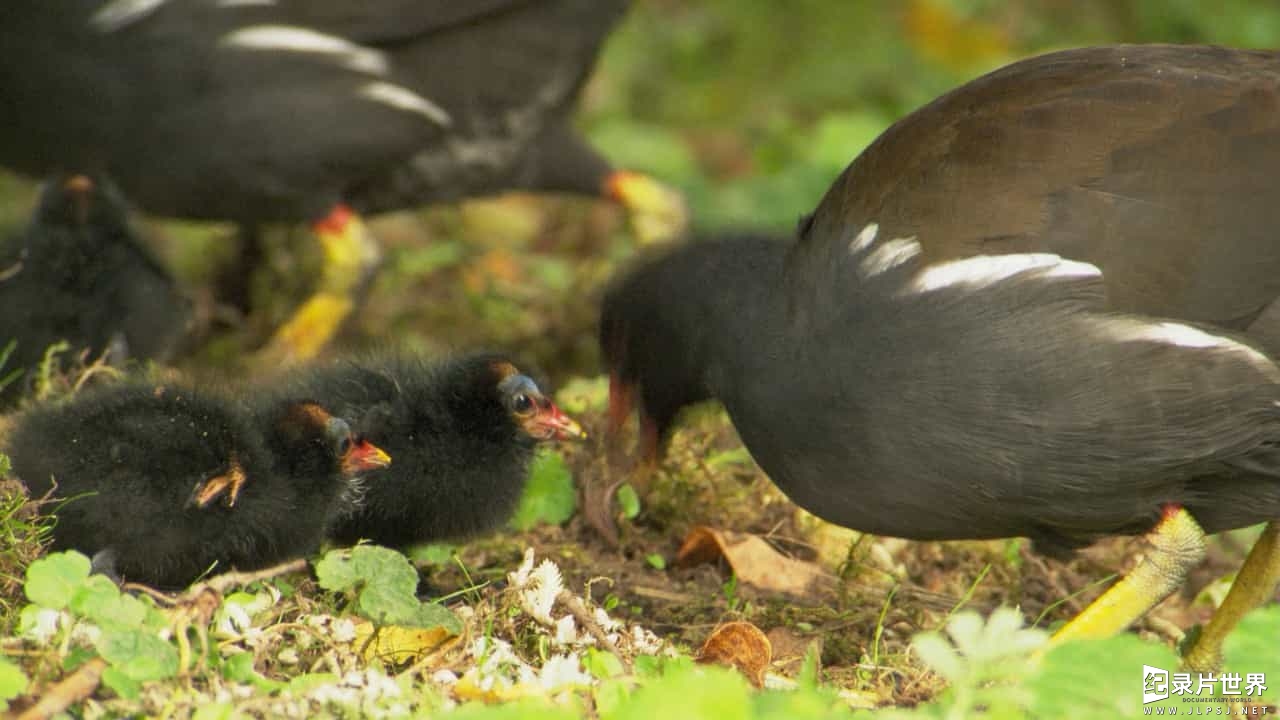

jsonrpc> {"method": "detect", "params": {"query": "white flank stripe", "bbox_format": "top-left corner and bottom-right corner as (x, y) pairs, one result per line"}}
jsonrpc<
(848, 222), (879, 254)
(1097, 319), (1274, 367)
(358, 82), (452, 127)
(909, 253), (1099, 293)
(91, 0), (168, 32)
(859, 237), (921, 277)
(220, 26), (389, 76)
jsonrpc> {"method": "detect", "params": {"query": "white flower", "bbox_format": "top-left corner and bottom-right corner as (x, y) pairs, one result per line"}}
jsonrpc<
(538, 654), (592, 691)
(431, 669), (459, 686)
(520, 561), (563, 625)
(21, 607), (63, 645)
(553, 615), (578, 645)
(331, 618), (357, 643)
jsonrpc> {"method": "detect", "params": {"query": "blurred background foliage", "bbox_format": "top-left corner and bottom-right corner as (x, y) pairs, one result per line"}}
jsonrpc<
(2, 0), (1278, 377)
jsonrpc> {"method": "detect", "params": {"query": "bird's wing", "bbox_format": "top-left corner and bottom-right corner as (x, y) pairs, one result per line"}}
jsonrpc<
(791, 45), (1280, 331)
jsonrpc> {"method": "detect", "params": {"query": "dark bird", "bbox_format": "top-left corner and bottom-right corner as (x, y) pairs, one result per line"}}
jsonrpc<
(603, 45), (1280, 671)
(0, 173), (189, 408)
(283, 352), (584, 549)
(0, 0), (685, 363)
(6, 381), (390, 588)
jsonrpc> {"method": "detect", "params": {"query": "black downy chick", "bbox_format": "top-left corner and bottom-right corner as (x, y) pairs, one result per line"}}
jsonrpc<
(288, 352), (584, 549)
(6, 381), (389, 588)
(0, 173), (189, 408)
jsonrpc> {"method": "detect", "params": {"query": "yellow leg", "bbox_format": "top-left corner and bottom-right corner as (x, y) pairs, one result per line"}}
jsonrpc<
(256, 205), (381, 365)
(605, 170), (689, 247)
(1051, 507), (1206, 644)
(1181, 521), (1280, 672)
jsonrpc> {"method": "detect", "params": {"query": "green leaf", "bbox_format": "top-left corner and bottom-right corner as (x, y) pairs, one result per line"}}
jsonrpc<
(617, 484), (641, 520)
(284, 672), (340, 695)
(1030, 635), (1179, 716)
(25, 551), (92, 609)
(448, 700), (579, 720)
(70, 575), (147, 630)
(644, 554), (666, 571)
(220, 652), (284, 693)
(0, 657), (29, 711)
(101, 666), (141, 700)
(316, 546), (461, 633)
(509, 449), (576, 531)
(0, 451), (10, 477)
(705, 447), (753, 469)
(191, 702), (239, 720)
(583, 649), (626, 680)
(407, 542), (457, 566)
(96, 628), (179, 683)
(604, 663), (751, 720)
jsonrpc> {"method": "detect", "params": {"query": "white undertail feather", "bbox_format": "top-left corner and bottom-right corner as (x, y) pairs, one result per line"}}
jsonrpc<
(1096, 319), (1275, 368)
(860, 237), (922, 278)
(848, 222), (880, 254)
(358, 82), (453, 127)
(220, 26), (390, 76)
(909, 254), (1100, 294)
(91, 0), (168, 32)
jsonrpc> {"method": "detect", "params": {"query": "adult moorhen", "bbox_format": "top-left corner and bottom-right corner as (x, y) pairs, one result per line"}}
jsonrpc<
(0, 173), (189, 408)
(604, 44), (1280, 672)
(283, 351), (584, 549)
(6, 381), (390, 588)
(0, 0), (684, 362)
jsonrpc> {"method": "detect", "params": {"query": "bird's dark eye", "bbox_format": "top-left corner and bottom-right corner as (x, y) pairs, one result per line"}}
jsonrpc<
(512, 393), (534, 415)
(335, 433), (353, 456)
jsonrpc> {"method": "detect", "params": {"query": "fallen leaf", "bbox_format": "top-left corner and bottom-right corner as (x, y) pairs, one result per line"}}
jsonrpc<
(352, 621), (457, 665)
(674, 526), (832, 597)
(695, 621), (771, 688)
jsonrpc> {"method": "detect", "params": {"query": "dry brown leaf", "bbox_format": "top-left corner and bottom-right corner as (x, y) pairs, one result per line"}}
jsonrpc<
(674, 525), (831, 597)
(695, 621), (772, 688)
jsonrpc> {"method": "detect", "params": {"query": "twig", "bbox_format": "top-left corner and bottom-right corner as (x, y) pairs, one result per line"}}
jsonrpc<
(556, 589), (626, 666)
(14, 657), (106, 720)
(183, 558), (309, 599)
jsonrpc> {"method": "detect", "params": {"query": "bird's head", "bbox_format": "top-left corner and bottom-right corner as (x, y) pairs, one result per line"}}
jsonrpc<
(488, 361), (585, 442)
(34, 173), (133, 234)
(599, 235), (786, 462)
(270, 401), (391, 484)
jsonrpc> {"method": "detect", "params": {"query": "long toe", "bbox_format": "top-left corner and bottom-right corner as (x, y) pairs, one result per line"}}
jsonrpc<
(1181, 521), (1280, 672)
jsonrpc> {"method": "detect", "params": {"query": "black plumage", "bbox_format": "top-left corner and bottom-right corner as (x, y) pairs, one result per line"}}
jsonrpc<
(601, 45), (1280, 667)
(0, 1), (682, 361)
(6, 381), (389, 588)
(608, 228), (1280, 549)
(0, 173), (189, 407)
(284, 352), (584, 548)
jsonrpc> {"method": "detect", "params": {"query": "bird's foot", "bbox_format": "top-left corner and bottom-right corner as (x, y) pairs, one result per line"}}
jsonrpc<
(1049, 506), (1206, 645)
(605, 170), (689, 246)
(252, 204), (382, 365)
(188, 456), (248, 509)
(1180, 520), (1280, 672)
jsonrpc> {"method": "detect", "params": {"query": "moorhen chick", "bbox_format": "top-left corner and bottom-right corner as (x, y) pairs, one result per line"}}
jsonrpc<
(0, 173), (189, 408)
(6, 381), (390, 588)
(283, 352), (584, 548)
(603, 42), (1280, 674)
(0, 0), (684, 363)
